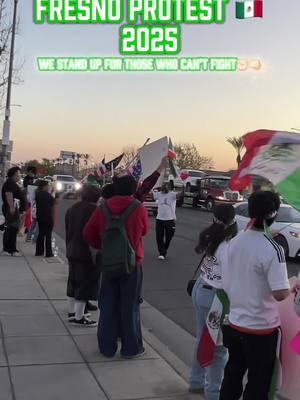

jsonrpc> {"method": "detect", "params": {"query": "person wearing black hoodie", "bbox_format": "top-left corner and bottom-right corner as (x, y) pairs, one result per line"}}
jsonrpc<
(65, 184), (102, 327)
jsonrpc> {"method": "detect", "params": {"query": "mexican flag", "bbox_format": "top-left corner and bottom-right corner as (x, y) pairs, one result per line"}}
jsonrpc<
(168, 138), (178, 178)
(198, 290), (229, 368)
(230, 130), (300, 212)
(236, 0), (263, 19)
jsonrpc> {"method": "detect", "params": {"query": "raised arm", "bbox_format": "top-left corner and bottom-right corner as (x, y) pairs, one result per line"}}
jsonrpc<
(135, 156), (168, 202)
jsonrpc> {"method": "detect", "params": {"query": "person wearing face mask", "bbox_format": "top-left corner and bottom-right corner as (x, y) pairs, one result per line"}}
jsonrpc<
(153, 182), (180, 260)
(189, 204), (237, 398)
(220, 191), (290, 400)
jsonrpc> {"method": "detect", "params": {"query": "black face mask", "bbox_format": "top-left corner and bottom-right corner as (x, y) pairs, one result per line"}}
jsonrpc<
(265, 217), (276, 227)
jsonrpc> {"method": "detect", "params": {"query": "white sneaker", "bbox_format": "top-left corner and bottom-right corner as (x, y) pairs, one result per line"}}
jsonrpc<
(158, 255), (165, 260)
(1, 251), (12, 256)
(12, 252), (22, 257)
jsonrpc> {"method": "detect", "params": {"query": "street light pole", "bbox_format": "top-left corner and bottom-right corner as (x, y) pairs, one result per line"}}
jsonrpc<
(1, 0), (19, 180)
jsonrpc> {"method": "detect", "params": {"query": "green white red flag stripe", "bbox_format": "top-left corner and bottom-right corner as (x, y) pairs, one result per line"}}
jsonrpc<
(230, 130), (300, 211)
(236, 0), (263, 19)
(198, 290), (229, 367)
(168, 138), (178, 178)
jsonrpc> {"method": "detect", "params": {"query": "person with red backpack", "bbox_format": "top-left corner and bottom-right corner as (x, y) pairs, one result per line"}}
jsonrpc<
(83, 175), (149, 358)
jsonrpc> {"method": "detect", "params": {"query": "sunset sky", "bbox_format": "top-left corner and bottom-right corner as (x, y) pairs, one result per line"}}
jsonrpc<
(4, 0), (300, 170)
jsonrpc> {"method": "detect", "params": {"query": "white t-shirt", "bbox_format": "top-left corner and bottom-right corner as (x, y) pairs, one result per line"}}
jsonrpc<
(153, 191), (177, 221)
(221, 230), (290, 330)
(200, 241), (228, 289)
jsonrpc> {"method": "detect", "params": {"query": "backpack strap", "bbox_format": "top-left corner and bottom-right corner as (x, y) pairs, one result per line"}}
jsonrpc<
(120, 199), (141, 222)
(100, 199), (141, 222)
(100, 201), (111, 221)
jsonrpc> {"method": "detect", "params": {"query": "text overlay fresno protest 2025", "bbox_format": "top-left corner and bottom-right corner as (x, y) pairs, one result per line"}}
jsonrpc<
(34, 0), (229, 55)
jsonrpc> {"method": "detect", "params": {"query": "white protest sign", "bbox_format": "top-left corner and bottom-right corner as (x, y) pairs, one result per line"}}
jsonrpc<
(138, 136), (168, 188)
(27, 185), (37, 204)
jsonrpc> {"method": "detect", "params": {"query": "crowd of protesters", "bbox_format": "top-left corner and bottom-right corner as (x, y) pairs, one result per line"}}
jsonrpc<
(189, 191), (296, 400)
(1, 166), (62, 258)
(1, 161), (299, 396)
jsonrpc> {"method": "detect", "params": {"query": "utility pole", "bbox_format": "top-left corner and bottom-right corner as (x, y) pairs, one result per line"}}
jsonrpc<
(1, 0), (18, 180)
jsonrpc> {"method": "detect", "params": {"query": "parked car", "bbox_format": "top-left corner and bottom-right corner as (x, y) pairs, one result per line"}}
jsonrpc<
(169, 169), (206, 191)
(52, 175), (81, 198)
(144, 191), (158, 217)
(234, 202), (300, 259)
(43, 175), (54, 182)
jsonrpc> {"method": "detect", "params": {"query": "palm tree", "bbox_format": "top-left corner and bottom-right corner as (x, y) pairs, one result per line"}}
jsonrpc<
(226, 136), (244, 167)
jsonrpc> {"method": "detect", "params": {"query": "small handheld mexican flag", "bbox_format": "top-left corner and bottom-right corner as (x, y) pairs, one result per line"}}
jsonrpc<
(198, 290), (229, 368)
(168, 138), (178, 178)
(236, 0), (263, 19)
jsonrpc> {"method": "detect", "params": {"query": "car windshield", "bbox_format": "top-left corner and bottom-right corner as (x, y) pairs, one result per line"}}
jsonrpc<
(57, 176), (75, 182)
(276, 207), (300, 223)
(209, 179), (229, 189)
(189, 171), (204, 177)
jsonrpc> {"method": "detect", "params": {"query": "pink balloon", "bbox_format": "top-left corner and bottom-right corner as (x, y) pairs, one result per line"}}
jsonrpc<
(180, 172), (189, 181)
(290, 331), (300, 356)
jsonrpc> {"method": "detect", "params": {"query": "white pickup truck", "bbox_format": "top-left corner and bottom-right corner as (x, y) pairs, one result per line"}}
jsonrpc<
(168, 169), (206, 191)
(52, 175), (82, 198)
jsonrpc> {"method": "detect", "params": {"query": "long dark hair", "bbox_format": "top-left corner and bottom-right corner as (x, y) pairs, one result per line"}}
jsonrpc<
(195, 204), (238, 256)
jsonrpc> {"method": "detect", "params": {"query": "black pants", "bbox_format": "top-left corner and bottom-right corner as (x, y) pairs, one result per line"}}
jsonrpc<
(2, 210), (19, 254)
(36, 221), (53, 257)
(155, 219), (175, 257)
(220, 325), (278, 400)
(3, 226), (18, 254)
(67, 261), (101, 301)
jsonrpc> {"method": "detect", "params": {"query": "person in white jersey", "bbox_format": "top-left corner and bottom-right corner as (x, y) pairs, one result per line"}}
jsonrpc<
(189, 204), (237, 399)
(220, 191), (290, 400)
(153, 183), (180, 260)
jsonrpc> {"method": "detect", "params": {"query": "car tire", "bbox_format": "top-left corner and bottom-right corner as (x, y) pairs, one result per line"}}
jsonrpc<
(177, 197), (183, 208)
(186, 183), (191, 192)
(192, 196), (198, 208)
(274, 234), (289, 259)
(205, 198), (215, 212)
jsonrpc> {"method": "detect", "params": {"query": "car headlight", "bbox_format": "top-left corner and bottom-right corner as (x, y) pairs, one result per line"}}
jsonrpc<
(216, 196), (225, 200)
(56, 182), (63, 191)
(290, 231), (300, 239)
(75, 183), (82, 190)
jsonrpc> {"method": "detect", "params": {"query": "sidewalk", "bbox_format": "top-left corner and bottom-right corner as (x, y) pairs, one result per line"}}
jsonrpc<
(0, 239), (201, 400)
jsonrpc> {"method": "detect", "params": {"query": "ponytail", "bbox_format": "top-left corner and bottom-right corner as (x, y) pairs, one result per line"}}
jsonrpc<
(195, 221), (238, 256)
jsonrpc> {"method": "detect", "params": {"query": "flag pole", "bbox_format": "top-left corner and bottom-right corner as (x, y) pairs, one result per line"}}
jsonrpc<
(125, 138), (150, 170)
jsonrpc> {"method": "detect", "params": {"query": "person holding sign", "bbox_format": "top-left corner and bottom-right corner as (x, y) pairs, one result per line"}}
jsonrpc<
(220, 191), (290, 400)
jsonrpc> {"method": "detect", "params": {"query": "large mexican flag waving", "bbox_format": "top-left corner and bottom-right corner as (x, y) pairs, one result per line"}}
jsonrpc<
(230, 130), (300, 211)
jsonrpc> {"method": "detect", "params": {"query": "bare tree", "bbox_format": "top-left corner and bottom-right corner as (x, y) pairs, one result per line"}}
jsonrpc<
(0, 0), (22, 109)
(174, 143), (214, 170)
(121, 145), (137, 166)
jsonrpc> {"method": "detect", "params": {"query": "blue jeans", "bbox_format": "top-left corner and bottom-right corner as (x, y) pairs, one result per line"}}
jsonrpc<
(26, 218), (38, 243)
(190, 278), (228, 400)
(98, 267), (143, 357)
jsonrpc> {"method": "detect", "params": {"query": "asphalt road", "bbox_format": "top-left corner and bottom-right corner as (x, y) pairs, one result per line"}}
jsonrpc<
(55, 199), (300, 336)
